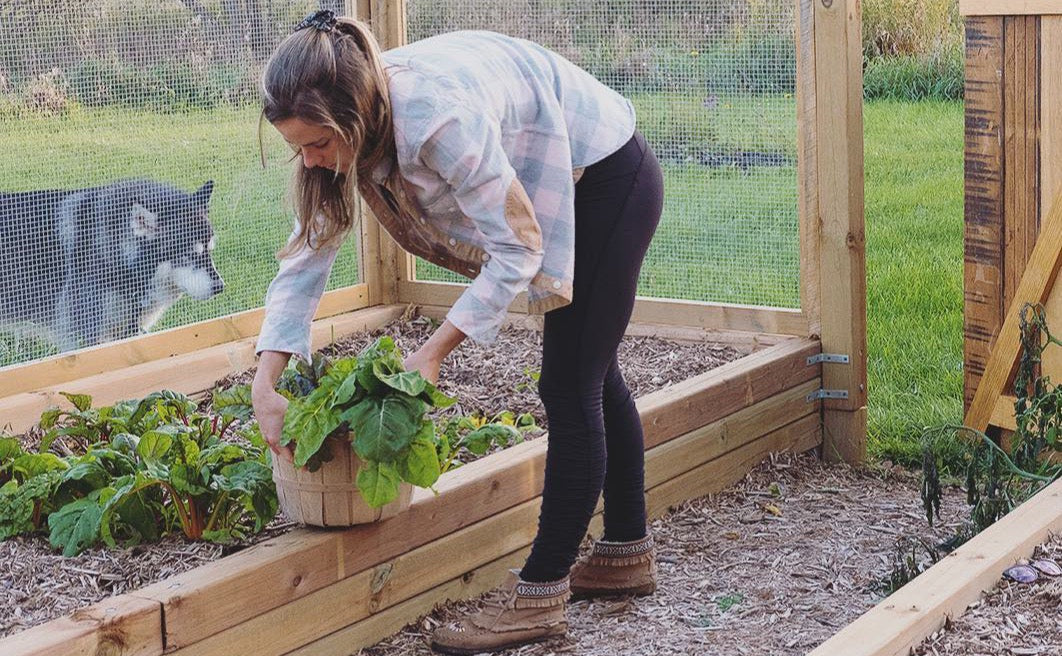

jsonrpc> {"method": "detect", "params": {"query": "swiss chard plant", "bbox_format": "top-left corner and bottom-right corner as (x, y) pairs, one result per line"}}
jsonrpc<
(0, 391), (278, 556)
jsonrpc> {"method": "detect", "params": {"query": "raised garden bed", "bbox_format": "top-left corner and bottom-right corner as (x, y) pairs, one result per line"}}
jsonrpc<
(2, 305), (819, 655)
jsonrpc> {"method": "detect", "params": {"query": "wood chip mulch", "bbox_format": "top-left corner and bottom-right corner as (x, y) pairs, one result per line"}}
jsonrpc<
(1, 318), (742, 639)
(361, 453), (970, 656)
(914, 533), (1062, 656)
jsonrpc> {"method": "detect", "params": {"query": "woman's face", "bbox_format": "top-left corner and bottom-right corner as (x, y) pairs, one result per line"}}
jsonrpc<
(273, 117), (354, 172)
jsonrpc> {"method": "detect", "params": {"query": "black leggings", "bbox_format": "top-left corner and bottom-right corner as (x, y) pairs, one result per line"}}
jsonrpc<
(520, 130), (664, 583)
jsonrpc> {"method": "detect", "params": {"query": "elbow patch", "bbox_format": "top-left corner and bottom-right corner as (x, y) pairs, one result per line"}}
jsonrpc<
(504, 180), (542, 251)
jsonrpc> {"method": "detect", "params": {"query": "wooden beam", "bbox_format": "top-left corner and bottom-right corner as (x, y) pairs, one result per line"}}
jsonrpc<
(0, 304), (405, 435)
(808, 475), (1062, 656)
(126, 339), (818, 650)
(1043, 18), (1062, 227)
(813, 0), (867, 462)
(964, 16), (1007, 412)
(0, 595), (162, 656)
(962, 0), (1062, 16)
(964, 192), (1062, 432)
(797, 0), (822, 338)
(0, 285), (369, 399)
(399, 280), (811, 336)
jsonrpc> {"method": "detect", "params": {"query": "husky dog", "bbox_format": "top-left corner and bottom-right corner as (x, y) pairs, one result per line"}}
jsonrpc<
(0, 179), (224, 351)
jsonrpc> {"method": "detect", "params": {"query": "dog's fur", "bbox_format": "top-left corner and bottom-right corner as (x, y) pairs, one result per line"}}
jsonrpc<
(0, 179), (224, 350)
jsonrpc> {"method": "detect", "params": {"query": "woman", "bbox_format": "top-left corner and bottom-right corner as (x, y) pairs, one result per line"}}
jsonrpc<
(251, 10), (663, 654)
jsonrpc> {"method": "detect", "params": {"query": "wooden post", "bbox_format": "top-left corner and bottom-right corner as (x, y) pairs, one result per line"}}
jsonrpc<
(812, 0), (867, 464)
(347, 0), (412, 307)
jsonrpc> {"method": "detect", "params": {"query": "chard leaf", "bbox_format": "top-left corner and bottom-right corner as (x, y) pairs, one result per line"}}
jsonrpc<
(13, 453), (68, 479)
(137, 431), (174, 463)
(169, 463), (208, 496)
(211, 385), (255, 422)
(202, 528), (240, 544)
(48, 490), (106, 556)
(333, 371), (362, 405)
(59, 458), (111, 490)
(286, 396), (343, 468)
(398, 423), (441, 488)
(356, 461), (400, 508)
(465, 424), (521, 455)
(374, 365), (426, 397)
(344, 395), (425, 462)
(419, 381), (457, 409)
(38, 408), (61, 430)
(59, 392), (93, 412)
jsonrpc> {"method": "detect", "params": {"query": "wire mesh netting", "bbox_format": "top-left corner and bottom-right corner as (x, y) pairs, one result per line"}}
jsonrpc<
(0, 1), (361, 367)
(407, 0), (800, 310)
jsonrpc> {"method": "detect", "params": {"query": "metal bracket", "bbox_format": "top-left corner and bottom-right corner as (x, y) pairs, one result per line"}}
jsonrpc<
(807, 353), (850, 366)
(807, 389), (849, 402)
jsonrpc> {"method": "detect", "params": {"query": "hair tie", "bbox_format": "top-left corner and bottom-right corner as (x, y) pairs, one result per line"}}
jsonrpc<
(294, 9), (337, 33)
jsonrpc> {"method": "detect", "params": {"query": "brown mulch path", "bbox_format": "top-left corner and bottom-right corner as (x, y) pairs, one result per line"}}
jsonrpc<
(361, 453), (970, 656)
(914, 533), (1062, 656)
(1, 318), (741, 639)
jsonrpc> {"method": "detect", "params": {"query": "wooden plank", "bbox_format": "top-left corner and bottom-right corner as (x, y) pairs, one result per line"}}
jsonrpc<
(286, 414), (822, 656)
(413, 304), (786, 353)
(0, 285), (369, 399)
(965, 192), (1062, 432)
(964, 16), (1006, 411)
(813, 0), (867, 462)
(398, 280), (811, 336)
(1002, 16), (1022, 311)
(0, 304), (405, 435)
(127, 339), (818, 649)
(962, 0), (1062, 16)
(808, 475), (1062, 656)
(797, 0), (821, 338)
(1042, 18), (1062, 233)
(0, 595), (162, 656)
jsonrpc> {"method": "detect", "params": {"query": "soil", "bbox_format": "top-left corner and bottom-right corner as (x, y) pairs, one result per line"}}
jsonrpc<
(2, 317), (742, 639)
(360, 453), (970, 656)
(913, 533), (1062, 656)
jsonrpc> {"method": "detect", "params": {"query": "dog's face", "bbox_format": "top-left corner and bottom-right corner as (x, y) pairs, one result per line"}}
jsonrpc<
(120, 180), (225, 331)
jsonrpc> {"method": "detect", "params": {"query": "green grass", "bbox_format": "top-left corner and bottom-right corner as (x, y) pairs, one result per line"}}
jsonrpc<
(863, 99), (964, 467)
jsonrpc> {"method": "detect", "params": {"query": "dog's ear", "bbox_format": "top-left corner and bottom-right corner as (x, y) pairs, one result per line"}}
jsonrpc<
(129, 203), (159, 239)
(193, 180), (214, 208)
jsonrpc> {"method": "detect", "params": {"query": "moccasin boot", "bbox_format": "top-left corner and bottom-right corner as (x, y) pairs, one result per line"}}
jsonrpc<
(569, 534), (656, 600)
(430, 570), (569, 655)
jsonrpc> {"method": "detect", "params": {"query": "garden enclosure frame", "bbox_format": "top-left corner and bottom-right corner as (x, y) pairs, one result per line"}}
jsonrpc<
(812, 2), (1062, 655)
(0, 0), (867, 654)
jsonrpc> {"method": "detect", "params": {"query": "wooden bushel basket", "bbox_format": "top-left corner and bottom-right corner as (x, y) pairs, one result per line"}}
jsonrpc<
(271, 434), (413, 527)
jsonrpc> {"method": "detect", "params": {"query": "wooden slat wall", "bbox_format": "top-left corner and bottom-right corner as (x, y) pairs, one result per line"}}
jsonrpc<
(964, 16), (1044, 411)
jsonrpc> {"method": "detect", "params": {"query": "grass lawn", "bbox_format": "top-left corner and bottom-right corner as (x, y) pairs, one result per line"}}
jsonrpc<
(863, 99), (964, 468)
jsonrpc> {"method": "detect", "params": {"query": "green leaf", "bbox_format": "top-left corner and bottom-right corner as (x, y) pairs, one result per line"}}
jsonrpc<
(38, 408), (62, 430)
(356, 461), (400, 508)
(285, 396), (343, 468)
(137, 431), (174, 463)
(333, 370), (362, 405)
(12, 453), (68, 479)
(211, 385), (256, 422)
(49, 491), (105, 556)
(170, 463), (208, 496)
(59, 392), (93, 412)
(399, 424), (441, 488)
(344, 395), (426, 462)
(0, 437), (22, 464)
(465, 424), (520, 455)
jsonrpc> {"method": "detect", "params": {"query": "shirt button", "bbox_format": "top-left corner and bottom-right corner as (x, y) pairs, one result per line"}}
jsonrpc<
(448, 238), (457, 246)
(481, 253), (490, 262)
(419, 217), (426, 225)
(552, 281), (562, 290)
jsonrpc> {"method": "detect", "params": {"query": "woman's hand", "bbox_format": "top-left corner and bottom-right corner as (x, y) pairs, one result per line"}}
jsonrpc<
(403, 347), (442, 384)
(252, 386), (294, 463)
(253, 350), (295, 464)
(402, 319), (468, 385)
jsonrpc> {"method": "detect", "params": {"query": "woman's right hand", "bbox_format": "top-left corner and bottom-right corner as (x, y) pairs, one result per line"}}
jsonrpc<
(252, 386), (294, 463)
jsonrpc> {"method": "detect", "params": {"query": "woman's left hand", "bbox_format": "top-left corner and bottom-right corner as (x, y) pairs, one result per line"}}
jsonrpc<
(403, 347), (442, 384)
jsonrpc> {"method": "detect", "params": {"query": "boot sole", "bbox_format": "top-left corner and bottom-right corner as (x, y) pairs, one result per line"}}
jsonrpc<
(430, 625), (567, 655)
(569, 582), (657, 601)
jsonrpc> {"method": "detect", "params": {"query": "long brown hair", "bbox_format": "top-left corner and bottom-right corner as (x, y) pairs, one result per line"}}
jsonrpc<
(261, 17), (394, 256)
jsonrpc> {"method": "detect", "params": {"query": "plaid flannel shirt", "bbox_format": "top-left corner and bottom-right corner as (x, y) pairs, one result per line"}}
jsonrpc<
(257, 30), (636, 361)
